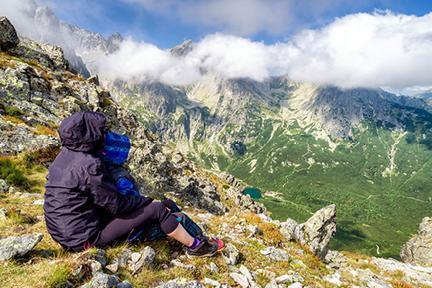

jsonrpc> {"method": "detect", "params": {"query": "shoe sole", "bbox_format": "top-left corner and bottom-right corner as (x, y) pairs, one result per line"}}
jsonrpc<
(186, 251), (217, 258)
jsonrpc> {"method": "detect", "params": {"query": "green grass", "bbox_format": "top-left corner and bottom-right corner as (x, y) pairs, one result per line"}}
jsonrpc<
(0, 158), (31, 189)
(192, 118), (432, 259)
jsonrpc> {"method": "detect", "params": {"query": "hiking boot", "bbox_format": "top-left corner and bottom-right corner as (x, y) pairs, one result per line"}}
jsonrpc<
(186, 236), (219, 258)
(210, 237), (225, 252)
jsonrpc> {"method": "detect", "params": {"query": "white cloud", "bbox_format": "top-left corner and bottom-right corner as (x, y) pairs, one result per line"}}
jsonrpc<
(2, 0), (432, 90)
(95, 11), (432, 89)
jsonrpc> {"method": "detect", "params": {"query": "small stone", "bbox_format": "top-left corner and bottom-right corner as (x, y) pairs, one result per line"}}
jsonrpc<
(130, 252), (141, 263)
(0, 233), (43, 261)
(324, 271), (342, 286)
(117, 249), (132, 268)
(246, 225), (261, 238)
(222, 243), (240, 265)
(171, 153), (183, 164)
(33, 199), (45, 205)
(275, 275), (292, 284)
(239, 265), (254, 283)
(170, 259), (196, 270)
(260, 247), (289, 261)
(207, 262), (219, 273)
(94, 249), (107, 267)
(230, 272), (249, 288)
(80, 272), (119, 288)
(0, 179), (9, 193)
(204, 278), (221, 288)
(90, 260), (102, 275)
(117, 281), (133, 288)
(0, 208), (7, 220)
(87, 75), (99, 85)
(105, 262), (119, 273)
(128, 246), (155, 274)
(288, 283), (302, 288)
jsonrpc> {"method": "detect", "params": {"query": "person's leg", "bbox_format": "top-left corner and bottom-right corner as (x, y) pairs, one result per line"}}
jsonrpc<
(95, 201), (194, 247)
(167, 223), (194, 246)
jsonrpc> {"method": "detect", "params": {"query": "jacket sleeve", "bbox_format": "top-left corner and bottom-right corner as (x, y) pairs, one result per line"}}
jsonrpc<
(84, 161), (153, 216)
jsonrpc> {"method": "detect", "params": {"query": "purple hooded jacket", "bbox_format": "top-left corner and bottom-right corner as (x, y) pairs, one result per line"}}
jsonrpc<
(44, 111), (152, 250)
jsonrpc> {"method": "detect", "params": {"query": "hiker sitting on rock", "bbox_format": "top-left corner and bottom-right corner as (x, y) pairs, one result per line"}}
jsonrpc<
(44, 111), (224, 257)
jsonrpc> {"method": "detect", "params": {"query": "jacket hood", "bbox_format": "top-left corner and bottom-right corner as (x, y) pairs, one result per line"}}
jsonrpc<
(59, 111), (106, 152)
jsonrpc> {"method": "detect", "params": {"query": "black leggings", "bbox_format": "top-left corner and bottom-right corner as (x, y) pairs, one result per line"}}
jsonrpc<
(94, 201), (180, 247)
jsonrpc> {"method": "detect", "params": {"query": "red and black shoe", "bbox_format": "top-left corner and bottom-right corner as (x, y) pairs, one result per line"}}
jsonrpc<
(186, 236), (220, 258)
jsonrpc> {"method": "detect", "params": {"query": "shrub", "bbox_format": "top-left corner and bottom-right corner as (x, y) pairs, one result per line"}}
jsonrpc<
(0, 159), (30, 188)
(23, 145), (61, 168)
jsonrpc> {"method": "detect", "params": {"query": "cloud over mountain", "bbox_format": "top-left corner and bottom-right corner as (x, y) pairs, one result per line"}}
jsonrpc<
(2, 0), (432, 91)
(97, 11), (432, 89)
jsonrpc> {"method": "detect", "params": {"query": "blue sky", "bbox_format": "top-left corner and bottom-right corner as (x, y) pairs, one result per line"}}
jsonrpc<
(40, 0), (432, 48)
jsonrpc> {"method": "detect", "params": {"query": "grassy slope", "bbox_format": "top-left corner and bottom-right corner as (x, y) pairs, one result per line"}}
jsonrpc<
(194, 118), (432, 259)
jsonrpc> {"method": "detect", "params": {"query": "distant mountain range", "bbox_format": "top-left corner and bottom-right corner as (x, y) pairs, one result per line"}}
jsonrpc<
(17, 1), (432, 258)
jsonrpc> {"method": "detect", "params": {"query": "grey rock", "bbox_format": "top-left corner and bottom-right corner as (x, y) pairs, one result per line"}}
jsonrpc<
(170, 259), (196, 270)
(279, 218), (298, 241)
(222, 243), (240, 265)
(401, 217), (432, 266)
(0, 17), (19, 50)
(105, 262), (119, 273)
(33, 199), (45, 205)
(155, 278), (204, 288)
(323, 271), (342, 286)
(90, 260), (103, 275)
(260, 247), (289, 261)
(80, 272), (120, 288)
(0, 179), (9, 193)
(116, 249), (132, 268)
(94, 249), (107, 267)
(324, 250), (347, 269)
(117, 281), (133, 288)
(204, 278), (221, 288)
(0, 233), (43, 260)
(264, 280), (279, 288)
(207, 262), (219, 273)
(293, 204), (336, 259)
(87, 75), (99, 85)
(288, 283), (302, 288)
(0, 208), (7, 220)
(372, 257), (432, 287)
(230, 273), (250, 288)
(128, 246), (155, 274)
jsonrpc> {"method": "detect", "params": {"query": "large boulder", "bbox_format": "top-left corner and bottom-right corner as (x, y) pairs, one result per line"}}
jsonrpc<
(0, 233), (43, 260)
(279, 204), (336, 259)
(400, 217), (432, 266)
(0, 17), (19, 51)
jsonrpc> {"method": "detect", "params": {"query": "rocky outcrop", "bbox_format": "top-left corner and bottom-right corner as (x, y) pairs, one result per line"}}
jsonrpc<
(400, 217), (432, 266)
(80, 272), (132, 288)
(279, 204), (336, 259)
(0, 233), (43, 260)
(0, 17), (19, 51)
(372, 257), (432, 287)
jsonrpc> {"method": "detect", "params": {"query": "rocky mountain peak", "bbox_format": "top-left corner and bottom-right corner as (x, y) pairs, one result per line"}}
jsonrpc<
(170, 39), (194, 57)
